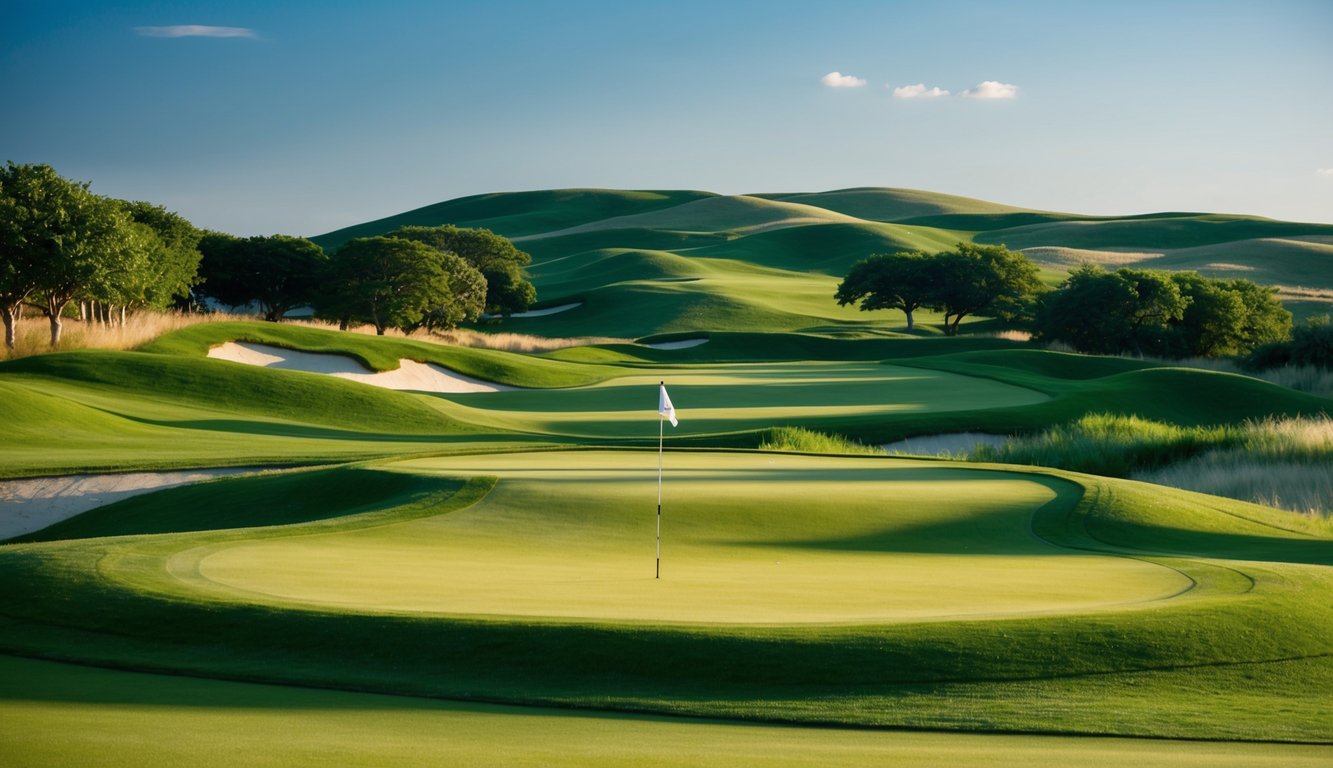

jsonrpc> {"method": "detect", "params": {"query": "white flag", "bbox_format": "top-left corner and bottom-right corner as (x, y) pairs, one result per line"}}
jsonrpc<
(658, 383), (678, 427)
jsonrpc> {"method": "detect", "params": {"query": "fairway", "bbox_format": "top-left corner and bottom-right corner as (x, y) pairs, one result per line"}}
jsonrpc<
(172, 452), (1187, 622)
(429, 362), (1049, 439)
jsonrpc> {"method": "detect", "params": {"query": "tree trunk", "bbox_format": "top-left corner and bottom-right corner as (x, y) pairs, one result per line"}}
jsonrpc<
(47, 299), (67, 348)
(2, 306), (15, 350)
(120, 305), (127, 326)
(904, 309), (915, 331)
(376, 325), (386, 336)
(338, 318), (349, 331)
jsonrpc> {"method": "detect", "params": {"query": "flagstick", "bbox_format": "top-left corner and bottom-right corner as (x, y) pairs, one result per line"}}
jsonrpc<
(657, 382), (664, 580)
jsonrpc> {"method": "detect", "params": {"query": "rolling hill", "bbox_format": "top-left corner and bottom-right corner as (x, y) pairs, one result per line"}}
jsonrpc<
(311, 188), (1333, 337)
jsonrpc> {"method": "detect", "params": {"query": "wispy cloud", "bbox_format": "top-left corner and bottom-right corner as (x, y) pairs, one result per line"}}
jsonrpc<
(1317, 168), (1333, 177)
(821, 71), (867, 89)
(961, 81), (1019, 99)
(893, 83), (949, 99)
(136, 25), (257, 39)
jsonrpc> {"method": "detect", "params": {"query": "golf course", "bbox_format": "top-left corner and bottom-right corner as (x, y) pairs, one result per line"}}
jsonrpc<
(2, 187), (1332, 766)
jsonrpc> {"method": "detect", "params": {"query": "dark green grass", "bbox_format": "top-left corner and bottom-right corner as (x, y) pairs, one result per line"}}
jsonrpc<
(0, 350), (463, 435)
(141, 321), (613, 387)
(683, 221), (959, 275)
(311, 189), (718, 248)
(14, 468), (465, 542)
(806, 351), (1333, 445)
(0, 456), (1328, 740)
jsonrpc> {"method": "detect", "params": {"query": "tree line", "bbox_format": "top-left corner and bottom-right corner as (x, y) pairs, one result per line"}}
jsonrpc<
(836, 244), (1293, 358)
(0, 162), (536, 349)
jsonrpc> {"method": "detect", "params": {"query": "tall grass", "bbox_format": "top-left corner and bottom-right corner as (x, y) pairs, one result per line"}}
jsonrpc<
(1, 312), (230, 360)
(280, 319), (628, 353)
(758, 426), (880, 455)
(972, 413), (1333, 517)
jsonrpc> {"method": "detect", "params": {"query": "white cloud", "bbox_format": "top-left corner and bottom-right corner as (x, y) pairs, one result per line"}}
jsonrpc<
(136, 25), (257, 39)
(962, 81), (1019, 99)
(893, 83), (949, 99)
(1317, 168), (1333, 177)
(821, 71), (867, 89)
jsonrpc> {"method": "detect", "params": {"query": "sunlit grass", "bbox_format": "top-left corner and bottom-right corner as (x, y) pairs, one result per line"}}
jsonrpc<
(973, 413), (1333, 517)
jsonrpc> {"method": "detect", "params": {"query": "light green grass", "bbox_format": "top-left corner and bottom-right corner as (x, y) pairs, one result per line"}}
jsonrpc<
(5, 655), (1328, 768)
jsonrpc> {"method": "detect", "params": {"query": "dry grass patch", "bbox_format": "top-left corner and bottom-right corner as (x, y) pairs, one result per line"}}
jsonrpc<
(1, 312), (231, 360)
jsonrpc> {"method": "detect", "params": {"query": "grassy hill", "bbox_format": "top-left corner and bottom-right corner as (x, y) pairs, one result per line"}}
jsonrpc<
(307, 188), (1332, 337)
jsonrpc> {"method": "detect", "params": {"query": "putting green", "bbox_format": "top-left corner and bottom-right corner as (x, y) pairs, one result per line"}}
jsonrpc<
(165, 452), (1189, 623)
(429, 362), (1049, 438)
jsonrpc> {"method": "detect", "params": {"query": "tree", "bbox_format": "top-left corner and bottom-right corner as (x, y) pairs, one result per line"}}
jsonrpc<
(1036, 267), (1286, 358)
(1036, 267), (1188, 355)
(197, 233), (326, 321)
(928, 243), (1043, 336)
(386, 225), (536, 316)
(834, 250), (935, 330)
(0, 162), (148, 348)
(120, 201), (203, 311)
(317, 237), (485, 335)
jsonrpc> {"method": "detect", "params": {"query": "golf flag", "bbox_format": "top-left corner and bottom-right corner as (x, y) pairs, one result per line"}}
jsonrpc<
(658, 383), (678, 427)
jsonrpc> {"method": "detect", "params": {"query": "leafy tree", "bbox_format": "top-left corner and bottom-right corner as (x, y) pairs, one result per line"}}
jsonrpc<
(120, 201), (203, 310)
(386, 225), (536, 316)
(1037, 266), (1287, 358)
(834, 250), (935, 330)
(198, 233), (327, 321)
(929, 243), (1043, 336)
(317, 237), (485, 335)
(0, 162), (146, 348)
(1244, 315), (1332, 370)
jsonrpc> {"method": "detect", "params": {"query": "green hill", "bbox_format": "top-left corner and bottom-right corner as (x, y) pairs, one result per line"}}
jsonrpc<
(308, 188), (1330, 338)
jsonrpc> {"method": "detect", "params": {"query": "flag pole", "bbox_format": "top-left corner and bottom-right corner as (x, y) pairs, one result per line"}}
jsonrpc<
(657, 380), (663, 580)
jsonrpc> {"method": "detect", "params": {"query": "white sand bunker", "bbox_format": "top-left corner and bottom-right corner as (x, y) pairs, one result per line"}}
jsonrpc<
(208, 342), (514, 393)
(641, 338), (709, 350)
(883, 432), (1010, 458)
(483, 302), (581, 319)
(0, 468), (255, 540)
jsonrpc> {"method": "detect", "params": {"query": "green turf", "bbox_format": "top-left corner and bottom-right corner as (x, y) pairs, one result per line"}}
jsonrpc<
(6, 656), (1328, 768)
(1, 451), (1329, 740)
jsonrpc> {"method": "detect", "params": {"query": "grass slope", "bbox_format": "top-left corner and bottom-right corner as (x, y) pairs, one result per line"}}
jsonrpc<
(310, 189), (718, 248)
(7, 655), (1328, 768)
(761, 187), (1036, 221)
(0, 451), (1329, 740)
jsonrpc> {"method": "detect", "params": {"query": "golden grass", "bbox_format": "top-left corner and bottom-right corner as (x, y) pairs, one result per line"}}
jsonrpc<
(280, 319), (628, 353)
(1134, 416), (1333, 520)
(1, 312), (232, 360)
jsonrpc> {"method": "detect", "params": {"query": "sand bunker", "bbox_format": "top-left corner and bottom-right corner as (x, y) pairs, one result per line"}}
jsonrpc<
(207, 342), (514, 393)
(642, 338), (709, 350)
(483, 302), (581, 320)
(0, 468), (256, 540)
(882, 432), (1010, 458)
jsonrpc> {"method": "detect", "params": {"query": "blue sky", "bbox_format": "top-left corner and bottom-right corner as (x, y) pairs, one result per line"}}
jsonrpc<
(3, 0), (1330, 235)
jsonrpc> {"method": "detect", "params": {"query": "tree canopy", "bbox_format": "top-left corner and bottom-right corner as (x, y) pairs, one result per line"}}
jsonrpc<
(0, 162), (185, 347)
(198, 233), (327, 321)
(1035, 265), (1290, 357)
(386, 225), (535, 316)
(835, 243), (1042, 336)
(316, 236), (486, 335)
